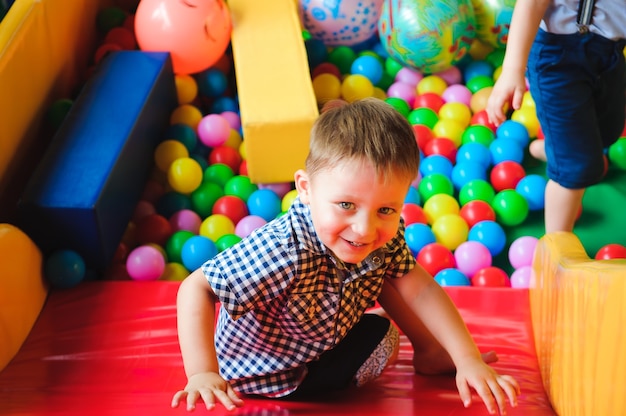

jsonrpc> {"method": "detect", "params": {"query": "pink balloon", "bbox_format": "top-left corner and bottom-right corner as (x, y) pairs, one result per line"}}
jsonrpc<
(134, 0), (232, 74)
(454, 241), (492, 278)
(126, 245), (165, 281)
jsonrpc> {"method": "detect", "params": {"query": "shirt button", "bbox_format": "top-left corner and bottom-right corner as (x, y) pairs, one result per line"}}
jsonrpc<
(371, 255), (382, 265)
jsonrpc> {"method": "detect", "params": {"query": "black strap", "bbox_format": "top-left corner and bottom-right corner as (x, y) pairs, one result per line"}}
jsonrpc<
(576, 0), (596, 33)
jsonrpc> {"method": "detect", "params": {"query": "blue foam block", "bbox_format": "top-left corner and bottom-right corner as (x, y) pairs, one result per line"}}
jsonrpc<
(18, 51), (177, 270)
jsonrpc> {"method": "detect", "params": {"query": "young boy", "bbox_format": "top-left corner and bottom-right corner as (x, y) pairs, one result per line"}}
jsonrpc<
(486, 0), (626, 233)
(171, 98), (520, 414)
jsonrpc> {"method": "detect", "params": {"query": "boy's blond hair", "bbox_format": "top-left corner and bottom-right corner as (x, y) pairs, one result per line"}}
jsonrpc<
(305, 98), (420, 183)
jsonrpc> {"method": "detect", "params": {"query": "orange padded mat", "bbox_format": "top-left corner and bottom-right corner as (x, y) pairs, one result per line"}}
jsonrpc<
(0, 282), (555, 415)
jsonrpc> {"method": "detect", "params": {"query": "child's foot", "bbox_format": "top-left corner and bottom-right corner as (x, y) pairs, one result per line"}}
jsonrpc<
(413, 349), (498, 375)
(529, 139), (547, 162)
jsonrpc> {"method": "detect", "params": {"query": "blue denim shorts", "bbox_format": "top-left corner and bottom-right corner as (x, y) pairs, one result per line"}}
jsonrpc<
(527, 29), (626, 189)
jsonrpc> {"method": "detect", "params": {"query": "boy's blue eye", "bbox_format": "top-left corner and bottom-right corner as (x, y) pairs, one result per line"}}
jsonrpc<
(339, 202), (353, 210)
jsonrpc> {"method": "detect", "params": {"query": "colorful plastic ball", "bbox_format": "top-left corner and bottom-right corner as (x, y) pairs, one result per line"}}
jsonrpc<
(460, 200), (496, 228)
(299, 0), (384, 46)
(281, 189), (300, 212)
(235, 215), (267, 238)
(258, 182), (294, 200)
(461, 124), (495, 147)
(417, 242), (456, 276)
(442, 84), (472, 107)
(431, 214), (469, 251)
(211, 195), (249, 225)
(209, 145), (243, 173)
(313, 73), (342, 104)
(470, 110), (498, 132)
(203, 163), (235, 187)
(168, 157), (203, 194)
(405, 222), (437, 255)
(418, 173), (454, 202)
(465, 75), (494, 93)
(216, 233), (243, 252)
(456, 142), (492, 169)
(511, 107), (540, 138)
(195, 67), (228, 98)
(435, 268), (471, 286)
(200, 214), (235, 242)
(404, 186), (421, 205)
(386, 82), (416, 106)
(327, 45), (358, 74)
(44, 249), (86, 289)
(469, 86), (493, 114)
(490, 160), (526, 192)
(508, 235), (539, 269)
(459, 178), (495, 205)
(454, 241), (492, 278)
(305, 38), (329, 68)
(135, 213), (173, 246)
(395, 66), (423, 85)
(385, 97), (412, 117)
(423, 137), (458, 162)
(135, 0), (232, 74)
(489, 138), (524, 165)
(408, 107), (439, 129)
(181, 235), (218, 271)
(154, 191), (192, 218)
(468, 220), (506, 256)
(351, 54), (384, 84)
(341, 74), (375, 102)
(510, 265), (532, 289)
(451, 161), (488, 191)
(438, 102), (472, 127)
(191, 182), (224, 217)
(491, 189), (529, 227)
(174, 74), (199, 104)
(413, 92), (445, 112)
(496, 120), (530, 148)
(166, 123), (198, 153)
(169, 209), (202, 233)
(431, 121), (465, 149)
(595, 243), (626, 260)
(420, 154), (453, 178)
(170, 104), (203, 129)
(161, 262), (190, 281)
(224, 175), (258, 202)
(165, 230), (195, 264)
(413, 124), (435, 151)
(472, 266), (510, 287)
(126, 245), (166, 282)
(423, 193), (460, 224)
(312, 62), (342, 78)
(154, 140), (189, 172)
(515, 174), (547, 211)
(246, 189), (282, 221)
(220, 111), (242, 132)
(401, 202), (428, 225)
(463, 60), (494, 82)
(210, 96), (239, 114)
(197, 114), (231, 148)
(608, 138), (626, 170)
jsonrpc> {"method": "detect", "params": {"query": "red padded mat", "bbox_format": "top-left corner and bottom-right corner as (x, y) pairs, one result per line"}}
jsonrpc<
(0, 282), (555, 415)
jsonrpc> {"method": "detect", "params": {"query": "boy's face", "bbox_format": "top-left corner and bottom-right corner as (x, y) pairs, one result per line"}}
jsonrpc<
(295, 159), (411, 265)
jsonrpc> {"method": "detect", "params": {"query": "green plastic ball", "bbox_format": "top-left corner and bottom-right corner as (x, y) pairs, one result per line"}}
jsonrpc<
(418, 173), (454, 203)
(459, 179), (496, 205)
(491, 189), (529, 227)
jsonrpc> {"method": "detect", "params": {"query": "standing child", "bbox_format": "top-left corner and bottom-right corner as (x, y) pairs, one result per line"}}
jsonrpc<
(487, 0), (626, 233)
(171, 98), (520, 414)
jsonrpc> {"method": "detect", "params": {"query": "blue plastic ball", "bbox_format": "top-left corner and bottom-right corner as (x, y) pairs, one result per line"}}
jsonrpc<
(496, 120), (530, 148)
(451, 161), (488, 191)
(405, 222), (436, 256)
(456, 142), (492, 170)
(420, 154), (454, 178)
(246, 189), (282, 222)
(489, 137), (525, 165)
(468, 220), (507, 256)
(435, 268), (471, 286)
(463, 60), (494, 82)
(350, 55), (384, 85)
(195, 68), (228, 98)
(404, 185), (421, 205)
(44, 249), (86, 289)
(515, 174), (547, 211)
(181, 235), (218, 271)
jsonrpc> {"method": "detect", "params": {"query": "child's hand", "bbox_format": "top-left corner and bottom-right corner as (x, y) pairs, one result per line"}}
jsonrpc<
(171, 372), (245, 412)
(455, 357), (520, 415)
(485, 70), (527, 127)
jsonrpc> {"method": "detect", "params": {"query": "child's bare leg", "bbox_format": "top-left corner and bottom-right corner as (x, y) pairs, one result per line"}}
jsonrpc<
(529, 139), (547, 161)
(377, 280), (497, 375)
(544, 180), (585, 233)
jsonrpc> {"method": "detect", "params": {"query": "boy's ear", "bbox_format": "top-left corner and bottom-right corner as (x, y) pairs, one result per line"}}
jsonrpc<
(294, 169), (311, 204)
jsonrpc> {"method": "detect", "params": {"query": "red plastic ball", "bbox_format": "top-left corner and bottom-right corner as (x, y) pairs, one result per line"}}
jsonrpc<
(401, 203), (428, 225)
(459, 200), (496, 228)
(469, 110), (497, 132)
(209, 145), (242, 173)
(472, 266), (510, 287)
(490, 161), (526, 192)
(417, 242), (456, 276)
(423, 137), (457, 163)
(212, 195), (249, 225)
(413, 92), (445, 112)
(413, 124), (434, 151)
(595, 243), (626, 260)
(134, 213), (172, 246)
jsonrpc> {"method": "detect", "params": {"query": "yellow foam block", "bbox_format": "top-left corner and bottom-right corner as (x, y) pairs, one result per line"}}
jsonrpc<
(0, 0), (115, 217)
(530, 232), (626, 416)
(0, 224), (47, 372)
(229, 0), (318, 184)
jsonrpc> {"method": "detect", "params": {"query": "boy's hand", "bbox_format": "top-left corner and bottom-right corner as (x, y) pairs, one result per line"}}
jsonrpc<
(455, 357), (520, 415)
(171, 372), (245, 412)
(486, 69), (527, 127)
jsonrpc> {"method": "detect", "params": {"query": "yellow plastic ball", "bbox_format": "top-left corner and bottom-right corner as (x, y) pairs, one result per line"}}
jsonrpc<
(174, 74), (198, 105)
(521, 91), (536, 109)
(432, 119), (465, 147)
(511, 107), (540, 138)
(154, 140), (189, 172)
(372, 87), (387, 100)
(468, 39), (494, 61)
(170, 104), (203, 129)
(312, 73), (342, 104)
(161, 262), (190, 281)
(224, 128), (242, 150)
(431, 214), (469, 251)
(199, 214), (235, 242)
(167, 157), (203, 194)
(423, 193), (460, 224)
(417, 75), (447, 96)
(341, 74), (374, 102)
(438, 102), (472, 127)
(281, 189), (299, 212)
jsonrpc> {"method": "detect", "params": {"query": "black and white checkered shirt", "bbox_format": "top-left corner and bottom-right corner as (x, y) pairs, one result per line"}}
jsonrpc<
(202, 196), (415, 397)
